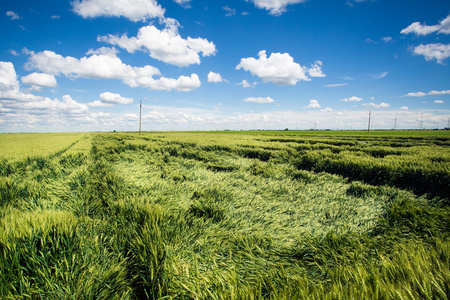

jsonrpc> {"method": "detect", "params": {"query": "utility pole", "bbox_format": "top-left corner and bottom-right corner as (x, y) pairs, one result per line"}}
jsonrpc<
(368, 111), (371, 133)
(139, 99), (142, 135)
(394, 118), (397, 130)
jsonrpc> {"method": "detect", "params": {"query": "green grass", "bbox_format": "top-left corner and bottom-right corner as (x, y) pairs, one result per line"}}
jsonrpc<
(0, 131), (449, 299)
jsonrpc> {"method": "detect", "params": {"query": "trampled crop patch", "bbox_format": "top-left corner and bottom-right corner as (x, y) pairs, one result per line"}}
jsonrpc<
(0, 131), (449, 299)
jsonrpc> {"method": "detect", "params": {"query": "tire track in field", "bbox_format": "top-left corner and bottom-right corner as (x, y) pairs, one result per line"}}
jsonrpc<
(48, 134), (89, 159)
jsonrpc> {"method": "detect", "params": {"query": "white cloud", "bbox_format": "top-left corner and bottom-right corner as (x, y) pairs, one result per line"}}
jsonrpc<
(71, 0), (165, 21)
(99, 92), (133, 104)
(174, 0), (191, 8)
(400, 106), (409, 110)
(325, 83), (347, 88)
(136, 74), (201, 91)
(308, 60), (326, 77)
(21, 73), (57, 89)
(401, 15), (450, 36)
(403, 90), (450, 97)
(98, 21), (216, 67)
(373, 71), (388, 79)
(86, 46), (119, 56)
(25, 50), (200, 91)
(401, 22), (440, 36)
(6, 11), (20, 20)
(87, 100), (113, 107)
(238, 80), (257, 88)
(434, 100), (444, 104)
(346, 0), (371, 7)
(321, 107), (333, 112)
(340, 96), (362, 102)
(242, 97), (275, 104)
(26, 50), (159, 81)
(248, 0), (307, 15)
(403, 92), (427, 97)
(8, 95), (87, 114)
(223, 6), (236, 16)
(207, 71), (224, 83)
(440, 15), (450, 34)
(362, 102), (390, 109)
(382, 36), (392, 43)
(412, 43), (450, 63)
(9, 50), (19, 56)
(236, 50), (320, 86)
(0, 62), (20, 91)
(304, 99), (320, 109)
(428, 90), (450, 95)
(0, 65), (105, 131)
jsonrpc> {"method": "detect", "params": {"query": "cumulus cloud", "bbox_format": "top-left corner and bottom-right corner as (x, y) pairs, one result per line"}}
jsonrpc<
(71, 0), (165, 21)
(401, 22), (440, 36)
(207, 71), (224, 83)
(86, 46), (119, 56)
(321, 107), (333, 112)
(248, 0), (307, 15)
(362, 102), (390, 109)
(340, 96), (362, 102)
(238, 80), (257, 88)
(382, 36), (392, 43)
(26, 49), (159, 81)
(400, 106), (409, 110)
(236, 50), (323, 86)
(137, 74), (201, 91)
(401, 15), (450, 36)
(98, 20), (216, 67)
(4, 95), (88, 115)
(22, 95), (89, 114)
(6, 11), (20, 20)
(87, 100), (113, 107)
(304, 99), (320, 109)
(25, 49), (200, 91)
(0, 62), (20, 91)
(412, 43), (450, 63)
(434, 100), (444, 104)
(99, 92), (133, 104)
(0, 67), (89, 119)
(242, 97), (275, 104)
(21, 73), (57, 90)
(308, 61), (326, 77)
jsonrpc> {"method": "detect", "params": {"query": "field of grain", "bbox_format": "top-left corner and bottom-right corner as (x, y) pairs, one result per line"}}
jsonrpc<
(0, 131), (449, 299)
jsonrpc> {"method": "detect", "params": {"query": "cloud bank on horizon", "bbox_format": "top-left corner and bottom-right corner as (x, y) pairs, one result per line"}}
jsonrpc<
(0, 0), (449, 132)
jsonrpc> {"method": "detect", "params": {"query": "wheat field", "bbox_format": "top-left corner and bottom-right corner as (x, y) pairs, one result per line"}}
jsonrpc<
(0, 131), (449, 299)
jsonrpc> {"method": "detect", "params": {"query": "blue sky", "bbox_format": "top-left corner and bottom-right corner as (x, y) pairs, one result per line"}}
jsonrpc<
(1, 0), (449, 132)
